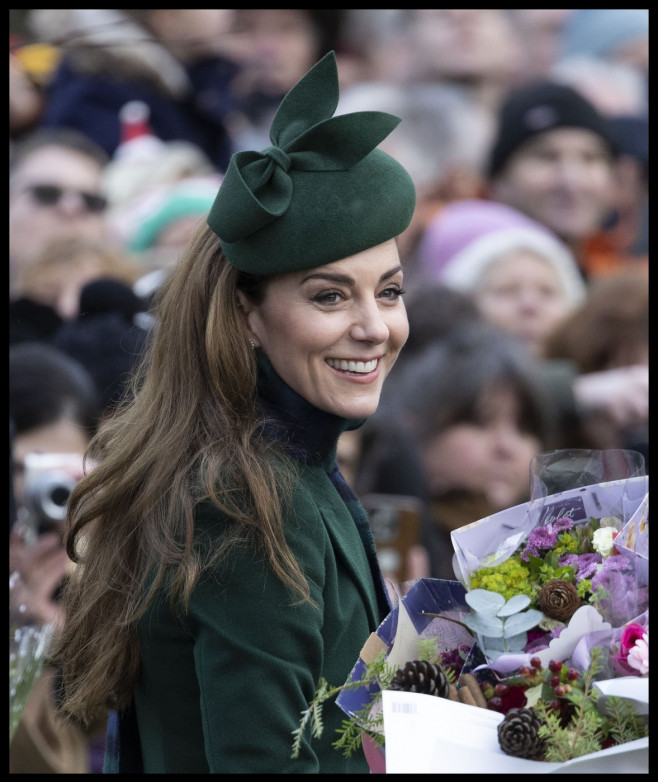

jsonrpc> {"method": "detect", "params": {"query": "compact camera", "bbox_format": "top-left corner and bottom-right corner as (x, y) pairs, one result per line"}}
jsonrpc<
(21, 453), (82, 537)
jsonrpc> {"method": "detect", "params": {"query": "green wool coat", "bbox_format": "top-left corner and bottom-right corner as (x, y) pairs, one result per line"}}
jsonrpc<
(128, 466), (382, 773)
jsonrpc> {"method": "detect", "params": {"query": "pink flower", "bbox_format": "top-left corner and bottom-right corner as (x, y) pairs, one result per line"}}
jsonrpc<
(626, 633), (649, 675)
(611, 622), (649, 676)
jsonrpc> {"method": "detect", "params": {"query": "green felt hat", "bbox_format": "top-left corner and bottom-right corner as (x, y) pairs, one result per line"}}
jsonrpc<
(207, 51), (416, 275)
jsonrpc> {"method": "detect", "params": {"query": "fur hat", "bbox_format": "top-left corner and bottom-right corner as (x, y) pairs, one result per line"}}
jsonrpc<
(416, 199), (586, 306)
(207, 51), (416, 274)
(487, 80), (618, 178)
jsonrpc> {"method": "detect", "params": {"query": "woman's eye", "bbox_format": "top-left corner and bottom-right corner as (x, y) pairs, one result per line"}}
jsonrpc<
(311, 290), (344, 305)
(380, 285), (406, 301)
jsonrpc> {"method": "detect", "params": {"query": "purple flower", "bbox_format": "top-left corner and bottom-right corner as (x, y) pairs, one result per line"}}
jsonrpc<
(590, 559), (644, 626)
(591, 568), (632, 594)
(526, 628), (547, 645)
(552, 517), (574, 533)
(598, 553), (632, 573)
(522, 528), (557, 560)
(558, 552), (601, 582)
(521, 518), (575, 561)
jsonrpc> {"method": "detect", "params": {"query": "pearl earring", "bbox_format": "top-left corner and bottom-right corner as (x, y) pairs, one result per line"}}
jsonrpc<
(249, 339), (256, 350)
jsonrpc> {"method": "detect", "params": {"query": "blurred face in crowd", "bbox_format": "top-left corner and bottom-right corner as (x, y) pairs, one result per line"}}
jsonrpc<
(230, 9), (321, 97)
(408, 9), (521, 84)
(420, 383), (541, 511)
(9, 146), (108, 284)
(509, 9), (573, 82)
(239, 240), (409, 420)
(490, 128), (615, 245)
(142, 9), (237, 62)
(473, 249), (575, 357)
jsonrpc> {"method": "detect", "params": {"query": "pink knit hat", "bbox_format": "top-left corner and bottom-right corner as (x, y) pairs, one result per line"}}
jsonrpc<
(416, 199), (586, 306)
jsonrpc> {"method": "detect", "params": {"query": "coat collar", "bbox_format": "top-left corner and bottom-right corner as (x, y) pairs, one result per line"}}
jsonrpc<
(256, 350), (365, 470)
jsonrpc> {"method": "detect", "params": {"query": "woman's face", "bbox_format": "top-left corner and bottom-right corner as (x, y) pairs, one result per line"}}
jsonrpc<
(421, 384), (541, 511)
(239, 240), (409, 419)
(474, 249), (574, 357)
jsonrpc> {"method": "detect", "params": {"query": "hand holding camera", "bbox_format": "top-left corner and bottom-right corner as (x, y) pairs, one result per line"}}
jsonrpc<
(20, 452), (86, 540)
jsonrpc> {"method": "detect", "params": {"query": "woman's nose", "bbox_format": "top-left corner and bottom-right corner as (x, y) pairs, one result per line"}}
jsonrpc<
(350, 302), (390, 343)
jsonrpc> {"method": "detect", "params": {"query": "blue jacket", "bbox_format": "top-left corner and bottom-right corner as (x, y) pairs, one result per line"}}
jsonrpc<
(39, 56), (240, 172)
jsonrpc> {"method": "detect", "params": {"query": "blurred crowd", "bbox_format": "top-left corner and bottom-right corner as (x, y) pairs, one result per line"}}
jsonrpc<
(9, 9), (648, 774)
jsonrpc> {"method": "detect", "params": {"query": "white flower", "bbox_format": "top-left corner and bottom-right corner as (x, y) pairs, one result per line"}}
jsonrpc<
(592, 526), (617, 558)
(627, 632), (649, 675)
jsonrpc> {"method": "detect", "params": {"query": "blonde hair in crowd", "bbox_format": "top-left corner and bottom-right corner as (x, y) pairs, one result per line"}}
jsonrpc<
(51, 222), (308, 727)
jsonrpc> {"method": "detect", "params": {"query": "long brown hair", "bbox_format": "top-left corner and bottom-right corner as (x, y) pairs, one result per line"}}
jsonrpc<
(51, 222), (309, 727)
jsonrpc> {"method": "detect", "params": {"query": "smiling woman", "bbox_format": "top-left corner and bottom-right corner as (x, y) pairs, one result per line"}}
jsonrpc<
(50, 51), (416, 773)
(238, 242), (408, 421)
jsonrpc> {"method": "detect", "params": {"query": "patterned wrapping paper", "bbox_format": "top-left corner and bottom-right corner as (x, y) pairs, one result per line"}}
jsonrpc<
(336, 578), (482, 722)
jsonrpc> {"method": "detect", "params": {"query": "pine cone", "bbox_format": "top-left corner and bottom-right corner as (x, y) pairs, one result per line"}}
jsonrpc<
(389, 660), (451, 698)
(497, 707), (546, 760)
(537, 579), (581, 622)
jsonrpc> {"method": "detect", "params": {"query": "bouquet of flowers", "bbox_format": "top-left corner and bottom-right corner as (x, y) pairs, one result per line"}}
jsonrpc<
(291, 450), (649, 772)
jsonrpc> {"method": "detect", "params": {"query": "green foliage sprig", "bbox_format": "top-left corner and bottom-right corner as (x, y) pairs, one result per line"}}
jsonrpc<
(291, 638), (441, 760)
(533, 647), (648, 762)
(290, 651), (391, 760)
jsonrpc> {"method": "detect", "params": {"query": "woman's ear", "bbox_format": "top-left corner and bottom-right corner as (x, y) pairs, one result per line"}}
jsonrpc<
(236, 289), (251, 315)
(236, 290), (260, 348)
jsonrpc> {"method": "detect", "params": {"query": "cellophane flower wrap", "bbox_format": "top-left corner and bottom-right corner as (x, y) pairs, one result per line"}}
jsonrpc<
(451, 449), (648, 669)
(437, 448), (649, 771)
(9, 571), (55, 743)
(319, 450), (649, 773)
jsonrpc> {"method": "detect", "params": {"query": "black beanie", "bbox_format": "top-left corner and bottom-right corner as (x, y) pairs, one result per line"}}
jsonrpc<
(487, 80), (619, 178)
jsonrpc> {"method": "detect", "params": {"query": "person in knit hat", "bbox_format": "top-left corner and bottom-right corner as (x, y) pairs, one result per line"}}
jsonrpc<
(27, 10), (246, 172)
(413, 197), (648, 456)
(485, 79), (622, 279)
(415, 198), (586, 358)
(50, 51), (416, 773)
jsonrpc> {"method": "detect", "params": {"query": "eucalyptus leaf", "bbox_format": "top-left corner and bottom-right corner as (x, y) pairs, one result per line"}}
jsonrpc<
(503, 610), (543, 636)
(481, 635), (507, 651)
(502, 631), (528, 651)
(497, 594), (531, 617)
(462, 613), (504, 637)
(465, 589), (506, 614)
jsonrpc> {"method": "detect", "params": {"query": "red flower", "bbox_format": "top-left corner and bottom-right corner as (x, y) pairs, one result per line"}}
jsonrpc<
(488, 684), (528, 714)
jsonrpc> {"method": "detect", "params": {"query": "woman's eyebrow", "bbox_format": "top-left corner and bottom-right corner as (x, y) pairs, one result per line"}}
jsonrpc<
(302, 271), (354, 285)
(301, 265), (403, 285)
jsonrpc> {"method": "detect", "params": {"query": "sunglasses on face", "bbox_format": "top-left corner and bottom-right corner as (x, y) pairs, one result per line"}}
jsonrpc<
(24, 183), (108, 213)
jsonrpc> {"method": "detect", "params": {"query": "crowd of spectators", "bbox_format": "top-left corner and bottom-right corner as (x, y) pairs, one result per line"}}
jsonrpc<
(9, 9), (649, 773)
